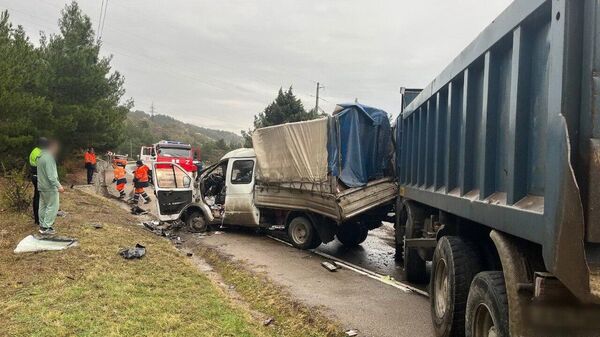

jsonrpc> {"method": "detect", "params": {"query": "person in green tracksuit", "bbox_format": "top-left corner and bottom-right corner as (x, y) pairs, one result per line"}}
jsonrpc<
(36, 139), (64, 235)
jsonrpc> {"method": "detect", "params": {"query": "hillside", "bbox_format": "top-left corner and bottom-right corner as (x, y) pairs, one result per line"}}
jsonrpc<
(116, 110), (244, 163)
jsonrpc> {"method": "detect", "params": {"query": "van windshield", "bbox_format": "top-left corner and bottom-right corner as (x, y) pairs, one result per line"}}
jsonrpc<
(157, 147), (191, 157)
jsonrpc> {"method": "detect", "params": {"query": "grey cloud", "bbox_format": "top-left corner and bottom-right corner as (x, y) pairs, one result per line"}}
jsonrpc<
(3, 0), (512, 132)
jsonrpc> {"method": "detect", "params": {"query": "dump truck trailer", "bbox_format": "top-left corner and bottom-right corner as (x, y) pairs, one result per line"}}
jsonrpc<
(395, 1), (600, 336)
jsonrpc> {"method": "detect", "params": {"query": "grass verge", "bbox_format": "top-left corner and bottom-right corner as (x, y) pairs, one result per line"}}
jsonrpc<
(0, 185), (338, 337)
(193, 246), (342, 337)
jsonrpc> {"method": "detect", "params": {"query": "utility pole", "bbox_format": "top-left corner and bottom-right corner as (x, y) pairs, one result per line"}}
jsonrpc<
(315, 82), (324, 114)
(150, 102), (155, 119)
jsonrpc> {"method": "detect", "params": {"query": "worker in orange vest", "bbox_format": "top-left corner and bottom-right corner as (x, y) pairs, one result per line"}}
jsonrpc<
(112, 161), (127, 199)
(132, 160), (151, 204)
(84, 147), (97, 184)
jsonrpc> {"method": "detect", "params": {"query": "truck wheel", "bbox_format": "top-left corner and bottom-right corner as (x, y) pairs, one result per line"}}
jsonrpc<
(465, 272), (509, 337)
(288, 216), (321, 250)
(187, 211), (207, 233)
(402, 202), (427, 283)
(431, 236), (482, 337)
(336, 222), (368, 247)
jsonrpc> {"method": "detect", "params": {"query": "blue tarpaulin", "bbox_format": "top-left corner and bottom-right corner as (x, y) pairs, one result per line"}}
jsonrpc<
(328, 103), (392, 187)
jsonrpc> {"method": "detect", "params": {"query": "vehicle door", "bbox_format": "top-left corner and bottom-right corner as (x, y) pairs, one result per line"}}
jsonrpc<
(140, 146), (153, 162)
(152, 162), (194, 221)
(223, 158), (260, 226)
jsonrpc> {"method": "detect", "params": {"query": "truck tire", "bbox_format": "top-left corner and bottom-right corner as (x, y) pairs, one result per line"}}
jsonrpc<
(187, 211), (207, 233)
(465, 272), (509, 337)
(402, 202), (427, 283)
(336, 222), (368, 247)
(431, 236), (482, 337)
(288, 216), (321, 250)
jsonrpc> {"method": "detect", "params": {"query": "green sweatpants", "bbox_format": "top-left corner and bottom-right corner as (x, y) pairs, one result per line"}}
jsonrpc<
(39, 191), (59, 229)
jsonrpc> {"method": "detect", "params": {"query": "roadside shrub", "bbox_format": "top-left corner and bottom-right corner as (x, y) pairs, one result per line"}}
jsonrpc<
(0, 164), (32, 212)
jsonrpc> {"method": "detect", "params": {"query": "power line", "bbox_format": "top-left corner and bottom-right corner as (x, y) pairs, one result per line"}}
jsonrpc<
(96, 0), (104, 40)
(100, 0), (109, 40)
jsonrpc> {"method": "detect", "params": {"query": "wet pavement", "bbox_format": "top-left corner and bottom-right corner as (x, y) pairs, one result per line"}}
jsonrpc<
(316, 222), (404, 281)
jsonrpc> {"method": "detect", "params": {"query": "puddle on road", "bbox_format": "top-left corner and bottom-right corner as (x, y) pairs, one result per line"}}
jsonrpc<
(315, 223), (430, 291)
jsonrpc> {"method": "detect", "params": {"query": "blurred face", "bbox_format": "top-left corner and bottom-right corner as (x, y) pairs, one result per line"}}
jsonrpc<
(48, 141), (60, 156)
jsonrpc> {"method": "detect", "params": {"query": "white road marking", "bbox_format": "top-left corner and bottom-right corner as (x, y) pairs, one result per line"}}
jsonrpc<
(267, 235), (430, 297)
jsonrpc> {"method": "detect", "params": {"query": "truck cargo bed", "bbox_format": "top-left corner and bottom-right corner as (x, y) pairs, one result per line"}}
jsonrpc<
(254, 178), (397, 222)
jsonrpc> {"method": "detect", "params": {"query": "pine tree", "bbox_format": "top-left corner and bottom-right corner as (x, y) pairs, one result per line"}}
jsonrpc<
(40, 1), (130, 153)
(242, 87), (320, 147)
(0, 11), (51, 167)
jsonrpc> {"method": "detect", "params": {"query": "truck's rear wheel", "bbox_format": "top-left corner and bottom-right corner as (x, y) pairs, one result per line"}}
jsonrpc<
(431, 236), (482, 337)
(336, 222), (368, 247)
(465, 272), (509, 337)
(402, 202), (427, 283)
(187, 211), (207, 233)
(288, 216), (321, 250)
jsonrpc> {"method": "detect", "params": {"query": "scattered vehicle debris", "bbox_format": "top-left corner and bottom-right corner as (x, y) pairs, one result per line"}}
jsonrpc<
(130, 206), (148, 215)
(142, 221), (169, 236)
(56, 210), (67, 217)
(321, 261), (339, 272)
(263, 317), (274, 326)
(14, 235), (78, 253)
(119, 244), (146, 259)
(344, 329), (358, 336)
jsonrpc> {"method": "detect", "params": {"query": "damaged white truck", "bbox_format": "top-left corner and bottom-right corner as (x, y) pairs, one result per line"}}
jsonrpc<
(152, 104), (397, 249)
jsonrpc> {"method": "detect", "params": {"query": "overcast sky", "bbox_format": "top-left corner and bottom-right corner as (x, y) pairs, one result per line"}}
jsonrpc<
(2, 0), (513, 133)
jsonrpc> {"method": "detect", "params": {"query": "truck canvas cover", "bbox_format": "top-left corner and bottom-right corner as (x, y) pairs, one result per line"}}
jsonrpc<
(252, 118), (329, 183)
(328, 104), (392, 187)
(252, 103), (392, 188)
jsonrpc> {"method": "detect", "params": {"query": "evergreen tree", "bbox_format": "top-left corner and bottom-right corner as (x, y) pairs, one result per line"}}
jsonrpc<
(0, 11), (51, 167)
(242, 87), (320, 147)
(40, 1), (130, 153)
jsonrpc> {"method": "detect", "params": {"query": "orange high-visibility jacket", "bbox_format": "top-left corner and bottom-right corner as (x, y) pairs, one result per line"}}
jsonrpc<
(134, 165), (149, 182)
(113, 166), (126, 184)
(84, 152), (97, 165)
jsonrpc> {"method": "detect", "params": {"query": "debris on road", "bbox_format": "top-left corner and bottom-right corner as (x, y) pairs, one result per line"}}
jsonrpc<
(142, 221), (168, 236)
(14, 235), (78, 253)
(119, 243), (146, 259)
(263, 317), (275, 326)
(345, 329), (359, 336)
(321, 261), (340, 272)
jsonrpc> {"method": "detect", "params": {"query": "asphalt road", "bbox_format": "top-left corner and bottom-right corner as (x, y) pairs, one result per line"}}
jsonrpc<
(186, 230), (433, 337)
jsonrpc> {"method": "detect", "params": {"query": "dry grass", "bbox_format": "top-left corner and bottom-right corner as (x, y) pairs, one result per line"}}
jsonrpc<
(194, 246), (343, 337)
(0, 187), (273, 337)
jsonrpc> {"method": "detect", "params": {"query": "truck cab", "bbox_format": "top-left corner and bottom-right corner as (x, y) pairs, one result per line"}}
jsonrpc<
(152, 148), (260, 230)
(140, 140), (198, 175)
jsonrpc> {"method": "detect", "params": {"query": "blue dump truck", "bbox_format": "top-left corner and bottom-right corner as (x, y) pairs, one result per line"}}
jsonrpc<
(394, 1), (600, 336)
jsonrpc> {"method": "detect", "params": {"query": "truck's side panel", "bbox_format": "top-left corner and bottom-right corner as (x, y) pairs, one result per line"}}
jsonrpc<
(255, 178), (396, 222)
(398, 0), (599, 302)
